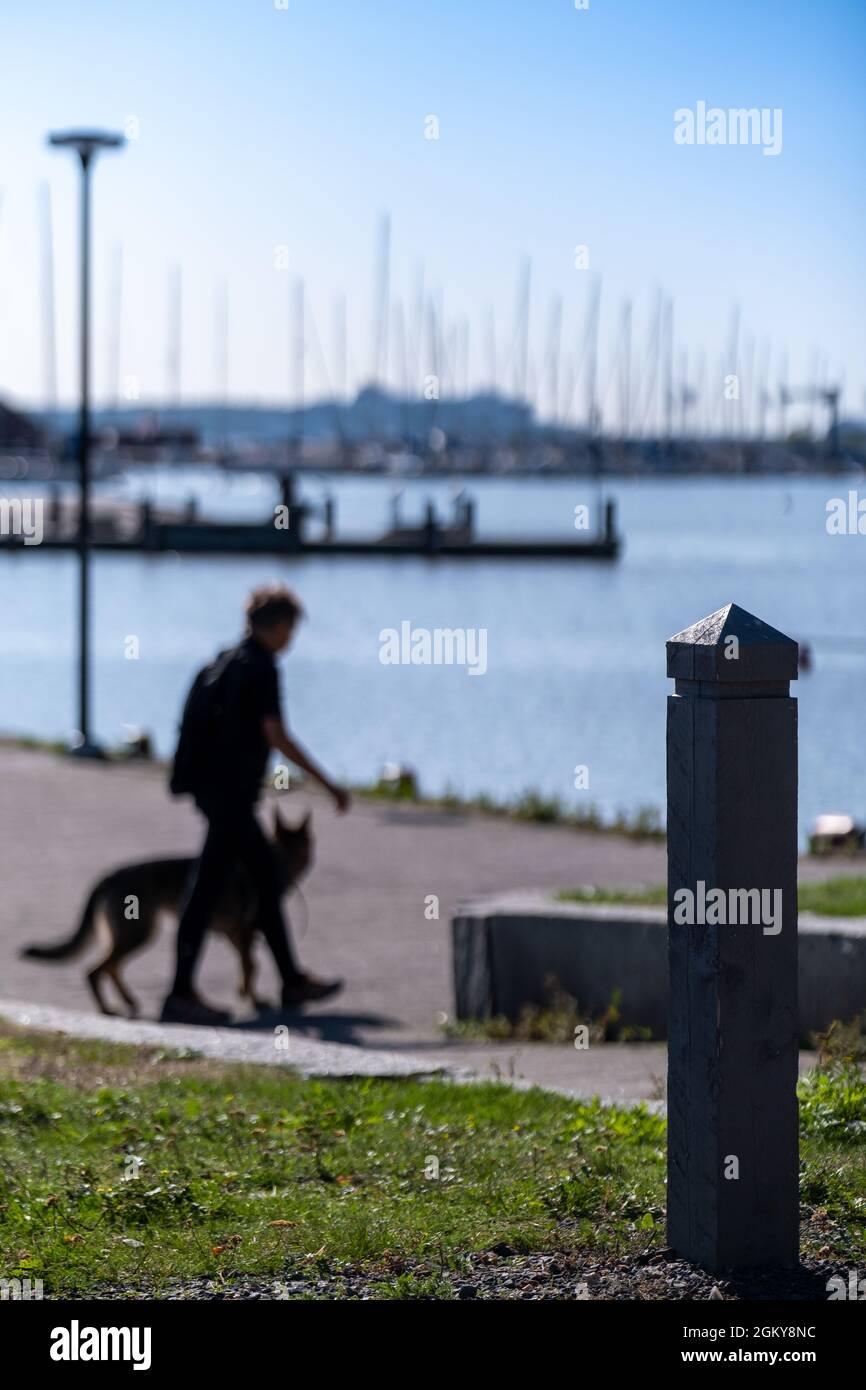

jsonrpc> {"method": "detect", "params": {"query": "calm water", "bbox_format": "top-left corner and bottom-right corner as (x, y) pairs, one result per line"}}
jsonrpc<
(2, 470), (865, 842)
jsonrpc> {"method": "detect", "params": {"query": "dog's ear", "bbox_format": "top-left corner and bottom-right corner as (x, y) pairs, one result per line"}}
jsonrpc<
(273, 804), (287, 836)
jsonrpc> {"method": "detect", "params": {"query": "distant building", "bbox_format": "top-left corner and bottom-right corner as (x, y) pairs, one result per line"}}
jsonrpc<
(0, 400), (45, 449)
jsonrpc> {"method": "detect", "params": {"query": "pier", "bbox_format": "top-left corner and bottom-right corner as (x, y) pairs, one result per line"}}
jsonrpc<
(3, 480), (622, 561)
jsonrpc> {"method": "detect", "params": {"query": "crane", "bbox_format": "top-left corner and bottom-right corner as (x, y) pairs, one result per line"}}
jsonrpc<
(780, 383), (840, 457)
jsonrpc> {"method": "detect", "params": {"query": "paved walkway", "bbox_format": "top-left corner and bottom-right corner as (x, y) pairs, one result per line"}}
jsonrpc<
(0, 746), (831, 1098)
(0, 998), (464, 1080)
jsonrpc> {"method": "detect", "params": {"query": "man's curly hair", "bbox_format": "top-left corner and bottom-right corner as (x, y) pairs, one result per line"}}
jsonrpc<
(245, 584), (305, 632)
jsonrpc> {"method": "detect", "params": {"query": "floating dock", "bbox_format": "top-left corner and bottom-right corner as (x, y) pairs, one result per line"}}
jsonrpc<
(2, 484), (622, 561)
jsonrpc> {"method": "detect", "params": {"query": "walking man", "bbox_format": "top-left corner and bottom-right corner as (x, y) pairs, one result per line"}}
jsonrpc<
(162, 585), (350, 1025)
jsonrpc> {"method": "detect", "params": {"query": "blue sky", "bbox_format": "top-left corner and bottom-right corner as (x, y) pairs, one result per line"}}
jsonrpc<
(0, 0), (863, 428)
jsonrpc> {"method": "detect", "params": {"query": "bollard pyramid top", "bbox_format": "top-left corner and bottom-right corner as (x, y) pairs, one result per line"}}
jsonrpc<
(666, 603), (799, 683)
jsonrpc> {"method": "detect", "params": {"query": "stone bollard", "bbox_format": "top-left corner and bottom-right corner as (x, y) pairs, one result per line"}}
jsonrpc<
(666, 602), (799, 1269)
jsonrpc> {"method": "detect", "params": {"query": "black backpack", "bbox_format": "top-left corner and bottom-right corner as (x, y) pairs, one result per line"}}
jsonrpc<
(169, 648), (237, 798)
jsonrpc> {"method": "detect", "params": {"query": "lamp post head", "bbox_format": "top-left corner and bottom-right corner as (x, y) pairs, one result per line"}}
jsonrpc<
(47, 129), (126, 166)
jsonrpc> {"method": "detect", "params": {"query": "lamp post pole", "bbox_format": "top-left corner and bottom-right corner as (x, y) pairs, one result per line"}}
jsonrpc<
(77, 147), (93, 751)
(48, 129), (125, 756)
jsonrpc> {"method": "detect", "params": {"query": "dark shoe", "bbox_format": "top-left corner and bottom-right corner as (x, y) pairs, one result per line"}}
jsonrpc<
(281, 975), (343, 1009)
(160, 994), (232, 1026)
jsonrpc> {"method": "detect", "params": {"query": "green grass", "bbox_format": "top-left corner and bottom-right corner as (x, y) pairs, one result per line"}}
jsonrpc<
(355, 779), (666, 842)
(798, 877), (866, 918)
(0, 1025), (863, 1298)
(557, 885), (668, 908)
(0, 1025), (666, 1297)
(0, 734), (68, 756)
(557, 875), (866, 917)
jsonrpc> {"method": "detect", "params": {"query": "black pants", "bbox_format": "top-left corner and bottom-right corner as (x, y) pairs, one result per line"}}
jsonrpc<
(171, 798), (302, 998)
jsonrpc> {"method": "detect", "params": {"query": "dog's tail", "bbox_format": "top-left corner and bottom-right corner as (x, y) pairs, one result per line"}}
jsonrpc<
(21, 883), (102, 962)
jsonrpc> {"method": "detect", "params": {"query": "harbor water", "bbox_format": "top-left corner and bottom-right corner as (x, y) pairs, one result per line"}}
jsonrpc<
(2, 469), (864, 842)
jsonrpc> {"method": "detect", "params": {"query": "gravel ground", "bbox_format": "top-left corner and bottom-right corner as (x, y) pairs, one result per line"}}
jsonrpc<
(50, 1248), (850, 1301)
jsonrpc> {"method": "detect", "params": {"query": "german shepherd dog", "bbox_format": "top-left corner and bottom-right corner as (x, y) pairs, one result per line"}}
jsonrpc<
(22, 807), (312, 1017)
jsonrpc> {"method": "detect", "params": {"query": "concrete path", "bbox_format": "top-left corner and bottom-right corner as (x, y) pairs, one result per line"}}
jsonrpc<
(0, 746), (832, 1098)
(0, 997), (463, 1080)
(0, 998), (821, 1107)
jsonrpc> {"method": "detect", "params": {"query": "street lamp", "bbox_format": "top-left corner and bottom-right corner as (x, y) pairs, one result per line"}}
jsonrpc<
(47, 128), (126, 758)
